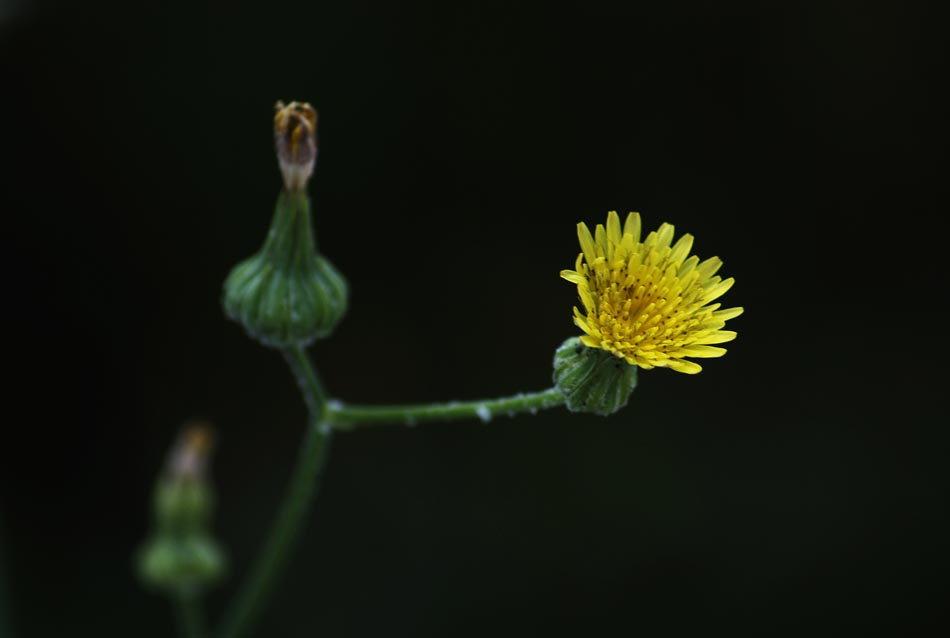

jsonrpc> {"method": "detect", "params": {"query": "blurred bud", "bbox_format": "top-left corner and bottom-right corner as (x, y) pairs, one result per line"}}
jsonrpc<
(274, 100), (317, 191)
(137, 422), (226, 593)
(154, 477), (213, 535)
(138, 537), (179, 589)
(153, 423), (215, 534)
(138, 534), (226, 592)
(552, 337), (638, 416)
(167, 422), (213, 480)
(223, 189), (348, 348)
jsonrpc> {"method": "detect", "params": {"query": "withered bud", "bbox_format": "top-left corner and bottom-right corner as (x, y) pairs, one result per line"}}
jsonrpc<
(274, 100), (318, 191)
(166, 421), (214, 481)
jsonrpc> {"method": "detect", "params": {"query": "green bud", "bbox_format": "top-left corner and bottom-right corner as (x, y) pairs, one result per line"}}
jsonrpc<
(223, 189), (348, 347)
(179, 534), (226, 585)
(552, 337), (638, 416)
(138, 536), (180, 589)
(151, 424), (216, 535)
(136, 423), (226, 594)
(154, 479), (213, 536)
(137, 534), (226, 592)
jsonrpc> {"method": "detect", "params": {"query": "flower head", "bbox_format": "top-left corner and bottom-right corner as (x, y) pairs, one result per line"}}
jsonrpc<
(561, 211), (743, 374)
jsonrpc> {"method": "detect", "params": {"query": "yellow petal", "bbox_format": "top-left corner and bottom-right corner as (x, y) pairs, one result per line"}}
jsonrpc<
(577, 222), (598, 264)
(655, 223), (675, 249)
(713, 307), (744, 321)
(678, 255), (699, 277)
(594, 223), (607, 253)
(692, 330), (737, 344)
(579, 335), (602, 349)
(677, 345), (727, 358)
(696, 256), (723, 280)
(623, 212), (641, 244)
(578, 286), (597, 312)
(573, 311), (599, 337)
(606, 210), (621, 246)
(704, 277), (735, 303)
(668, 233), (694, 267)
(560, 269), (585, 284)
(667, 359), (703, 374)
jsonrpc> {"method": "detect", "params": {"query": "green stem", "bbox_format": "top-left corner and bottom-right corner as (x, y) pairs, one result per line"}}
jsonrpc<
(282, 345), (329, 417)
(174, 590), (205, 638)
(218, 346), (332, 638)
(220, 342), (562, 636)
(327, 387), (565, 428)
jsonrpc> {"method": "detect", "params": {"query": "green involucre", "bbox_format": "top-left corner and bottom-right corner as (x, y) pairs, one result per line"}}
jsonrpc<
(223, 190), (348, 347)
(552, 337), (638, 416)
(137, 478), (226, 593)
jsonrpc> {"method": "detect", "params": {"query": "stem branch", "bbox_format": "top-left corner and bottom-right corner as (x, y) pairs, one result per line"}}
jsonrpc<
(282, 346), (328, 417)
(219, 345), (563, 637)
(327, 387), (565, 428)
(218, 346), (331, 638)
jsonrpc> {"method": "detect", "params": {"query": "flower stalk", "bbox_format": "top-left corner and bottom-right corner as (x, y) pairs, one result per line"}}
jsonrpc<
(326, 387), (565, 428)
(174, 590), (206, 638)
(218, 347), (331, 638)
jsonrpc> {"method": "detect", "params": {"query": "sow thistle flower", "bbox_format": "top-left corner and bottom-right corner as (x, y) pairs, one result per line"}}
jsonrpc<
(561, 211), (743, 374)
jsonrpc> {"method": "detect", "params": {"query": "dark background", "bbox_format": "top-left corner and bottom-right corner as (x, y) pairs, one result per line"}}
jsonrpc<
(1, 1), (946, 636)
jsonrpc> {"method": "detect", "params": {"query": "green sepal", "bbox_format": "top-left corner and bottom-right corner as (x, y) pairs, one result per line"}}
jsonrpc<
(552, 337), (638, 416)
(223, 189), (348, 348)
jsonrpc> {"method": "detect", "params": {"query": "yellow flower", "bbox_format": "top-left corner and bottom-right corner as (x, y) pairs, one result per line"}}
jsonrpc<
(560, 211), (743, 374)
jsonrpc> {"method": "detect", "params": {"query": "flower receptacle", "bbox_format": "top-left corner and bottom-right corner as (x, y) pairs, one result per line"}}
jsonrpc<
(552, 337), (638, 416)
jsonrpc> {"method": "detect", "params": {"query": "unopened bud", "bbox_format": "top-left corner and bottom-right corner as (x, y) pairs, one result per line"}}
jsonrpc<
(274, 100), (317, 191)
(138, 534), (226, 592)
(137, 423), (226, 593)
(154, 423), (216, 534)
(224, 102), (348, 347)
